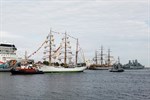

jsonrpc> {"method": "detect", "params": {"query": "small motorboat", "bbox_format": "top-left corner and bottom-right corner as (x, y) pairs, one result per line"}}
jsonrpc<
(10, 64), (44, 75)
(109, 63), (124, 72)
(109, 57), (124, 72)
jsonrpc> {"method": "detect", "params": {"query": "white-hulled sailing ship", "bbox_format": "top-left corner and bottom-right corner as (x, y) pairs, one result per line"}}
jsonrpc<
(89, 46), (115, 70)
(36, 29), (87, 73)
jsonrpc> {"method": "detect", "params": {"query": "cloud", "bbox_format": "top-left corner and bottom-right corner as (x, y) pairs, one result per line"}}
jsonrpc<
(0, 31), (22, 38)
(1, 0), (149, 66)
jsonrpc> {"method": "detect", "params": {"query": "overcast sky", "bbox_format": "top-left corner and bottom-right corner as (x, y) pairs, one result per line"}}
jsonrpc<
(0, 0), (149, 67)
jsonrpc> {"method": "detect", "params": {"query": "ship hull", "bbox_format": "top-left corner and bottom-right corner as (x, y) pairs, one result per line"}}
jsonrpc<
(38, 66), (87, 73)
(123, 66), (144, 69)
(109, 69), (124, 72)
(0, 64), (11, 72)
(0, 68), (11, 72)
(89, 67), (112, 70)
(10, 68), (44, 75)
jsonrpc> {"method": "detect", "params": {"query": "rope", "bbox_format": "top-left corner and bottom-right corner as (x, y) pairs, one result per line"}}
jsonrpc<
(51, 30), (77, 40)
(27, 41), (46, 58)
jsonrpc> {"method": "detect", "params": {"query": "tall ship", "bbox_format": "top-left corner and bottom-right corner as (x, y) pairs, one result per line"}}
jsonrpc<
(0, 43), (18, 71)
(28, 29), (87, 73)
(123, 59), (145, 69)
(89, 46), (115, 70)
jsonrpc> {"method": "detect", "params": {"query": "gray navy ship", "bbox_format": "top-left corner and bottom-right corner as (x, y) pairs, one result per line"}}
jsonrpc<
(123, 59), (144, 69)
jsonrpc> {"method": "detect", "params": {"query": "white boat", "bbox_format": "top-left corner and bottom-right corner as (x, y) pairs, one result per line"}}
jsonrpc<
(28, 29), (87, 73)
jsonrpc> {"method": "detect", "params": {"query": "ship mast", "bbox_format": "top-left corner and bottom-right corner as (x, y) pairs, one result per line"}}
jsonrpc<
(95, 50), (98, 64)
(64, 32), (67, 66)
(100, 45), (103, 65)
(49, 29), (52, 66)
(24, 51), (28, 65)
(107, 48), (111, 66)
(75, 38), (78, 65)
(25, 51), (27, 61)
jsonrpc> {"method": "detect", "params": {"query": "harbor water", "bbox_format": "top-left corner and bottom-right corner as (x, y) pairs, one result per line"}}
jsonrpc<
(0, 69), (150, 100)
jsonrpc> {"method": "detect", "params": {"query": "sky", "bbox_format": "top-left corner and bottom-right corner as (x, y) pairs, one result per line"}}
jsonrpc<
(0, 0), (150, 67)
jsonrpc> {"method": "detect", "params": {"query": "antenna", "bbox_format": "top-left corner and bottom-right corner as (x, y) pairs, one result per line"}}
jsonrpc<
(118, 56), (120, 63)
